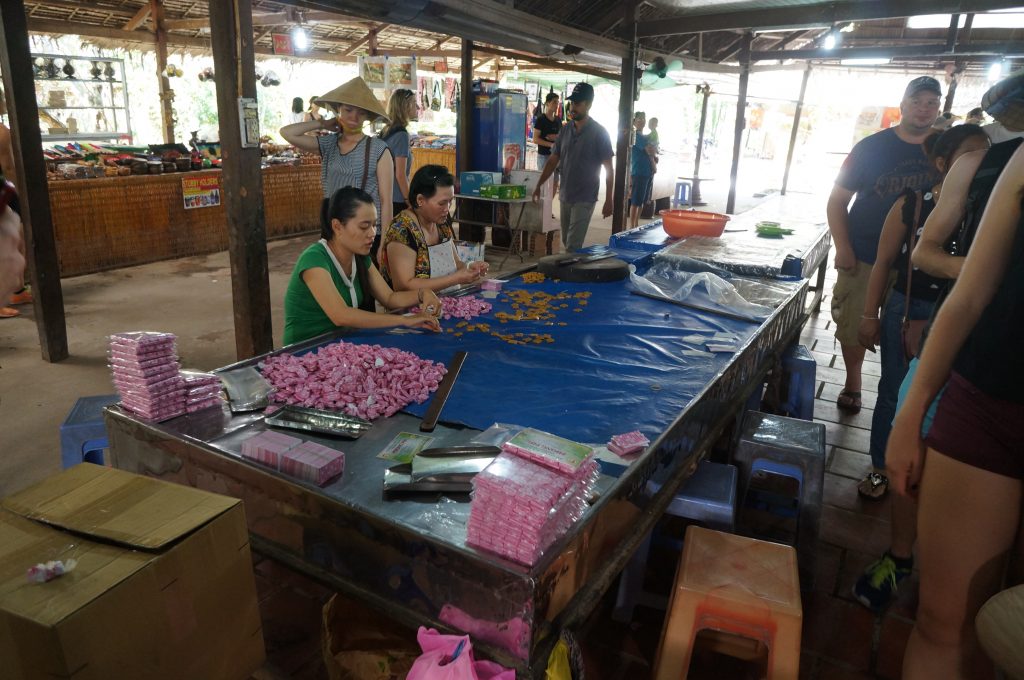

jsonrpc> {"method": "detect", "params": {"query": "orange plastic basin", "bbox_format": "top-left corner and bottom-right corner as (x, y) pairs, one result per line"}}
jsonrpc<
(659, 209), (730, 239)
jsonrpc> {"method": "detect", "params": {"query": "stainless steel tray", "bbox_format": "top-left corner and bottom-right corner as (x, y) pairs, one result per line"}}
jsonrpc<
(265, 404), (372, 438)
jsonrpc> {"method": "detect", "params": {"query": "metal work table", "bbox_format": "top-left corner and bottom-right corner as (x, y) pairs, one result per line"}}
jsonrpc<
(610, 200), (831, 312)
(105, 273), (808, 677)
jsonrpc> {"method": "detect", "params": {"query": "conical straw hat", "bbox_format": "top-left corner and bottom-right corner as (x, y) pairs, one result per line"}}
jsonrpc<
(314, 77), (389, 120)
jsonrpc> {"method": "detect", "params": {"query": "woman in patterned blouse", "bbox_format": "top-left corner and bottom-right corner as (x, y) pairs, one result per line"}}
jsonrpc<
(379, 165), (488, 293)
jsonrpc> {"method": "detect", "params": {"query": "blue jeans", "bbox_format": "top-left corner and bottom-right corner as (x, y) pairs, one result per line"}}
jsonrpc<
(869, 289), (937, 469)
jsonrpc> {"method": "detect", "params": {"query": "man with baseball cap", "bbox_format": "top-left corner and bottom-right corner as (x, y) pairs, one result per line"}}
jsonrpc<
(826, 75), (941, 429)
(533, 82), (614, 252)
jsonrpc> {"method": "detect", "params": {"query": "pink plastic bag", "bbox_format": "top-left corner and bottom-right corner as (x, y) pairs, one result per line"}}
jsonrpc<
(406, 627), (515, 680)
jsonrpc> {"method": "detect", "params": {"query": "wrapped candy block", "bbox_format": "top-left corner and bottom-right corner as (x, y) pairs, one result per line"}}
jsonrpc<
(481, 279), (505, 292)
(607, 430), (650, 457)
(466, 452), (599, 566)
(185, 398), (222, 413)
(281, 441), (345, 486)
(501, 428), (594, 475)
(239, 430), (302, 469)
(180, 370), (221, 388)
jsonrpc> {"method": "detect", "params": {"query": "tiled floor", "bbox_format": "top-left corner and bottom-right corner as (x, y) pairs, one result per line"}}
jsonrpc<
(251, 274), (917, 679)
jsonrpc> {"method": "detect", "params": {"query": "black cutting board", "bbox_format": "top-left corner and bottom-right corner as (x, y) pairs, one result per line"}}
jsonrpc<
(537, 253), (630, 282)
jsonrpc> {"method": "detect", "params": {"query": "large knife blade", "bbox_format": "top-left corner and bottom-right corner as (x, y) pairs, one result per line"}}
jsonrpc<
(420, 350), (467, 432)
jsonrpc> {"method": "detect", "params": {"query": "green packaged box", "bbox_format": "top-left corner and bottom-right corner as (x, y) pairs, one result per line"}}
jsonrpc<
(498, 185), (526, 199)
(479, 184), (501, 198)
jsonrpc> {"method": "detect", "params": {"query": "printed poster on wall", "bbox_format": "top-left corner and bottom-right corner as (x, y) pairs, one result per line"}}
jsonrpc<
(359, 56), (417, 94)
(182, 175), (222, 210)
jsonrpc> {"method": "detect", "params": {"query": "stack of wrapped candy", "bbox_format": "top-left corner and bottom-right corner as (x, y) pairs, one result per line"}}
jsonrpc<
(607, 430), (650, 457)
(181, 370), (223, 413)
(239, 430), (302, 469)
(281, 440), (345, 486)
(239, 430), (345, 486)
(467, 428), (599, 566)
(109, 332), (185, 422)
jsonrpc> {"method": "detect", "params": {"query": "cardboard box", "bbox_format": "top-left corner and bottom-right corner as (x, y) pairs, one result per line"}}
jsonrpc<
(459, 171), (501, 196)
(0, 464), (264, 680)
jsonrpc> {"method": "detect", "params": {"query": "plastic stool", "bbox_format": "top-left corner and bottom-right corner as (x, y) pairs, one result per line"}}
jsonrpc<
(59, 395), (119, 468)
(613, 461), (738, 621)
(672, 180), (692, 208)
(734, 411), (825, 590)
(653, 526), (802, 680)
(780, 344), (816, 421)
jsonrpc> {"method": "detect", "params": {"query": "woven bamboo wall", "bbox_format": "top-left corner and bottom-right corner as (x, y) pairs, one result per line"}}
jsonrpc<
(49, 165), (321, 277)
(409, 147), (456, 178)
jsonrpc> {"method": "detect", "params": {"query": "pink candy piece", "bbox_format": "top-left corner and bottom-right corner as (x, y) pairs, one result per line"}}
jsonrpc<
(413, 295), (493, 321)
(259, 340), (446, 421)
(481, 279), (504, 292)
(280, 441), (345, 486)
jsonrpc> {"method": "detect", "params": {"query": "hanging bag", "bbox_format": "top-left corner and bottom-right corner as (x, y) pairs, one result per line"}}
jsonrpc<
(900, 191), (929, 360)
(431, 80), (443, 111)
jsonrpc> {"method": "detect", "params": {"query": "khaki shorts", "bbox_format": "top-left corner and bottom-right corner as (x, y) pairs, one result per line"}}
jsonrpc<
(830, 260), (874, 347)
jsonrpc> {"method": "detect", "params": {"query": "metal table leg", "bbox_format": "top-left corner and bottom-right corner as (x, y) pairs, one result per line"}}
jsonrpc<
(500, 202), (528, 269)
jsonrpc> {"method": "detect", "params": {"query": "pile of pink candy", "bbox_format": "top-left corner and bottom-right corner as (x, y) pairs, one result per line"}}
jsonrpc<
(607, 430), (650, 457)
(181, 370), (222, 413)
(259, 340), (446, 421)
(467, 431), (599, 567)
(239, 430), (344, 486)
(109, 332), (185, 422)
(414, 295), (492, 321)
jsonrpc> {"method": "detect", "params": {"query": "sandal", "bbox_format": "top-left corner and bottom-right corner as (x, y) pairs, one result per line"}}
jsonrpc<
(857, 472), (889, 500)
(0, 306), (19, 318)
(837, 390), (862, 413)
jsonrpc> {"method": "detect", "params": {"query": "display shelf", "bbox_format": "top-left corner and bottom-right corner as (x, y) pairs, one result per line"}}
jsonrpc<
(33, 53), (132, 143)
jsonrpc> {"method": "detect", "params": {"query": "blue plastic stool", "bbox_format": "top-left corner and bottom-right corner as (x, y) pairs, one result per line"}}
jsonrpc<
(59, 395), (119, 468)
(613, 461), (738, 621)
(781, 344), (816, 421)
(734, 411), (825, 589)
(672, 180), (692, 208)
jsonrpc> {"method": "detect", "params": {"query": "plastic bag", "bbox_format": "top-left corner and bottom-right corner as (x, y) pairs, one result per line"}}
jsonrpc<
(406, 627), (514, 680)
(629, 263), (773, 320)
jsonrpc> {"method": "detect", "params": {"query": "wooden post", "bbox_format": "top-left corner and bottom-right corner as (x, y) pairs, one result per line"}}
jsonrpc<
(0, 0), (68, 362)
(692, 83), (710, 205)
(612, 2), (637, 234)
(781, 64), (811, 196)
(457, 39), (473, 176)
(726, 32), (752, 215)
(151, 0), (176, 143)
(209, 0), (273, 359)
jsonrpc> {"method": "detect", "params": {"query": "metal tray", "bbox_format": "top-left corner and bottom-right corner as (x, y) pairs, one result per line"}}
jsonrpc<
(265, 404), (372, 438)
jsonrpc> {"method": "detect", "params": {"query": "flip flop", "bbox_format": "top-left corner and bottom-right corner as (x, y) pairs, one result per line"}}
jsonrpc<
(0, 306), (20, 318)
(837, 390), (862, 413)
(857, 472), (889, 500)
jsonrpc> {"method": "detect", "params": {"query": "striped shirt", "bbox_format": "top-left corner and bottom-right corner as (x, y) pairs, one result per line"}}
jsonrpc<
(317, 133), (391, 229)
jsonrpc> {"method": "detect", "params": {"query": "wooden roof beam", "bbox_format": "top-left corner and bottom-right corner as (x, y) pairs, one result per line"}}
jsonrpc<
(472, 45), (620, 81)
(124, 4), (151, 31)
(637, 0), (1024, 38)
(342, 23), (389, 56)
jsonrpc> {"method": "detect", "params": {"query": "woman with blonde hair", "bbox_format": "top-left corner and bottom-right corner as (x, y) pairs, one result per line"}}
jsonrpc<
(381, 88), (417, 216)
(281, 77), (394, 261)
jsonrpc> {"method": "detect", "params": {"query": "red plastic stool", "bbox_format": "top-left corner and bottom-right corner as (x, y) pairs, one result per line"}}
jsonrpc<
(653, 526), (803, 679)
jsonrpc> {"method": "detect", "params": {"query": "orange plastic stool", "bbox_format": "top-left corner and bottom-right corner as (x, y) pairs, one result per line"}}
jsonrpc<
(653, 526), (803, 679)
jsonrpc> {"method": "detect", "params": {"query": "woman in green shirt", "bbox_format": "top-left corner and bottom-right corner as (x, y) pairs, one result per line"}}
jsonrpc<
(283, 187), (441, 345)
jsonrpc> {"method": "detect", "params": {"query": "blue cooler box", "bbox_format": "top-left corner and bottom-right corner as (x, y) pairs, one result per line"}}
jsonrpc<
(460, 171), (502, 196)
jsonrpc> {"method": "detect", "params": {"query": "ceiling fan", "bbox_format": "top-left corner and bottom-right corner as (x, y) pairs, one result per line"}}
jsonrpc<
(640, 56), (683, 90)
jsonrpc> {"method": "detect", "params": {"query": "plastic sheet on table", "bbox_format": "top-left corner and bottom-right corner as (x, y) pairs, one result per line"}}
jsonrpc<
(629, 262), (774, 320)
(655, 235), (788, 278)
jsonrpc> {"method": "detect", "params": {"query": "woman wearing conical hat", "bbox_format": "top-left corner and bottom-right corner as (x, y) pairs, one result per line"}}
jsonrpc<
(282, 77), (393, 261)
